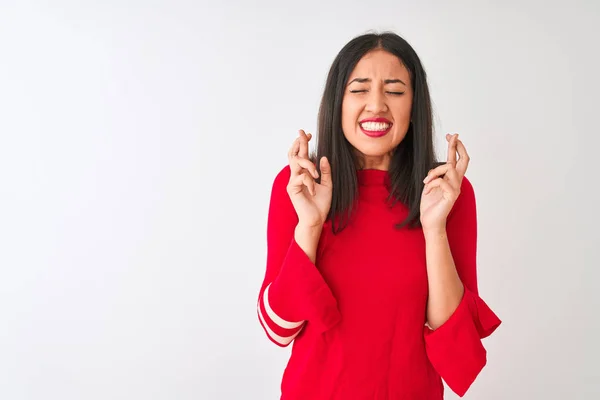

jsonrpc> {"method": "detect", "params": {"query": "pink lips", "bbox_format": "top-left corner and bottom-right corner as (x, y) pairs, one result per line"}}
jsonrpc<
(359, 117), (393, 138)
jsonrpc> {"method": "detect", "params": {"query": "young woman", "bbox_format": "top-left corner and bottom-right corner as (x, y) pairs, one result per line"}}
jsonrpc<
(256, 31), (501, 399)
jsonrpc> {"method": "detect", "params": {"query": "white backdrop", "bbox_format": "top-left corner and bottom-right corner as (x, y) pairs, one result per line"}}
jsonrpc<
(1, 0), (598, 399)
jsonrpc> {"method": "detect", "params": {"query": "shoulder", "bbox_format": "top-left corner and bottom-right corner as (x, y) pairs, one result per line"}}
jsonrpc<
(459, 175), (474, 197)
(267, 164), (297, 222)
(268, 164), (293, 205)
(274, 164), (291, 183)
(271, 164), (292, 194)
(448, 175), (476, 220)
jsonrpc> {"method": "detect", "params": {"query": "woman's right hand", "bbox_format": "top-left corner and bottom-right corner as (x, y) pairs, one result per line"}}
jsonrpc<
(287, 129), (333, 228)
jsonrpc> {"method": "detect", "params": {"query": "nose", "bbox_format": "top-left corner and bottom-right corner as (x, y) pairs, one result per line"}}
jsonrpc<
(365, 90), (388, 114)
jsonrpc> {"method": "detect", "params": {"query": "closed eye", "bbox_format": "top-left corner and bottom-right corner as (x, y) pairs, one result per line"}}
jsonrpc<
(349, 90), (405, 95)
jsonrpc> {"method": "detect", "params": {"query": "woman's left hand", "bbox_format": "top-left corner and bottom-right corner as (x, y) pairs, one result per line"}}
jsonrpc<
(420, 133), (470, 233)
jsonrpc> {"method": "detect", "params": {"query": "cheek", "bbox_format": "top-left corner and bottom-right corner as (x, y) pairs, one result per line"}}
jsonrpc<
(392, 99), (413, 124)
(341, 100), (361, 127)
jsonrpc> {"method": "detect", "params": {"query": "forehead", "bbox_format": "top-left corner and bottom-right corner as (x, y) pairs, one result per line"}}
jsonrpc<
(349, 49), (409, 80)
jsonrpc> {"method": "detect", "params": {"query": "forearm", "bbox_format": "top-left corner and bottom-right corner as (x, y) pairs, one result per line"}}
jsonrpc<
(294, 223), (323, 264)
(424, 229), (464, 330)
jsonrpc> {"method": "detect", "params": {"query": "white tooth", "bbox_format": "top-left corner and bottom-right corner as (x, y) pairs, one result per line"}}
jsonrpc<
(361, 121), (390, 131)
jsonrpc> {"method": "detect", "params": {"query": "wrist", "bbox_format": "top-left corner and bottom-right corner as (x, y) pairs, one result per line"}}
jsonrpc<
(295, 223), (323, 238)
(423, 228), (447, 240)
(294, 224), (322, 264)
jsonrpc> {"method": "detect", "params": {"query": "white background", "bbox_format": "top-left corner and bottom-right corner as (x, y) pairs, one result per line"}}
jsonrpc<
(1, 0), (598, 399)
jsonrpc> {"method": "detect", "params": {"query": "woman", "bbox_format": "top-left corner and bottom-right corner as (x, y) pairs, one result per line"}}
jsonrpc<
(256, 31), (501, 399)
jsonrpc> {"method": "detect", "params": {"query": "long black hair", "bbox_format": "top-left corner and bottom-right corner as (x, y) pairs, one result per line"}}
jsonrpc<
(311, 31), (440, 234)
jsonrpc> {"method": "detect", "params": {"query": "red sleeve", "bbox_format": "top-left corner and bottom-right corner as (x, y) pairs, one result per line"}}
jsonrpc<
(257, 165), (341, 347)
(423, 176), (502, 397)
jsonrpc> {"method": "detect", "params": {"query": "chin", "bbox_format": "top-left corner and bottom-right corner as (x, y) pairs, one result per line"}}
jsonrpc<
(355, 145), (395, 158)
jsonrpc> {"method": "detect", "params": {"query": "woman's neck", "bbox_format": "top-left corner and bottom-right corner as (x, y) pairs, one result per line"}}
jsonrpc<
(356, 152), (392, 171)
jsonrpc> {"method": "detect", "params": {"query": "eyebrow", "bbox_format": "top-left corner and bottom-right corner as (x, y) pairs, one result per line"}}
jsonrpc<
(347, 77), (407, 86)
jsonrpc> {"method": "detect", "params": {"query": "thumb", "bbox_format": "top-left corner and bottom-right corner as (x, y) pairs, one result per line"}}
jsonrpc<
(319, 156), (332, 188)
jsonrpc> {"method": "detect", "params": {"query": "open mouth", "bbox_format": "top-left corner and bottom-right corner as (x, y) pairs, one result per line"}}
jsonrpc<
(359, 121), (392, 137)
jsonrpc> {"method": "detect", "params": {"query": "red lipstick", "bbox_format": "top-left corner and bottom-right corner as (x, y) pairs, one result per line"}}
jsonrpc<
(359, 117), (393, 138)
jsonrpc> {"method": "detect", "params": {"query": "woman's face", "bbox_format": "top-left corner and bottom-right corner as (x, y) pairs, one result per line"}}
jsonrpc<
(341, 49), (413, 170)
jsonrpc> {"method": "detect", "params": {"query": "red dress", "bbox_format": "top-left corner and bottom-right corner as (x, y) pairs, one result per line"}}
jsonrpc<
(257, 165), (501, 399)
